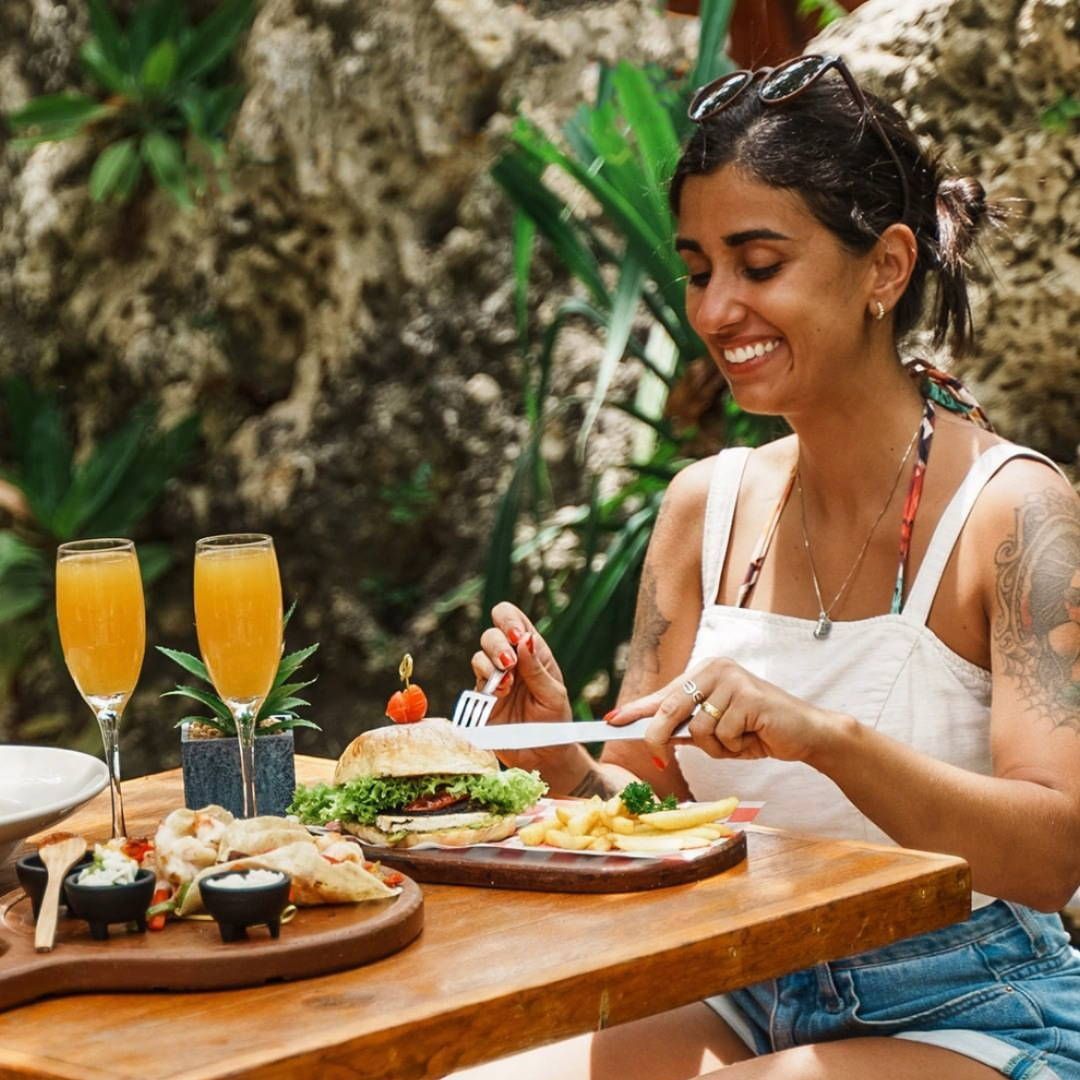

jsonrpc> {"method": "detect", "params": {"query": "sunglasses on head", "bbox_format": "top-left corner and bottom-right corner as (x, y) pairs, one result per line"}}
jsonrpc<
(687, 54), (911, 223)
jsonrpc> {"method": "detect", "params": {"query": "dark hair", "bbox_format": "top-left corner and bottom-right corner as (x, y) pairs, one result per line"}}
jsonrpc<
(669, 78), (1005, 356)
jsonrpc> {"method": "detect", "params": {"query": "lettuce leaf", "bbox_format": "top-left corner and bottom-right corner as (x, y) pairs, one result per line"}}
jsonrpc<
(287, 768), (547, 826)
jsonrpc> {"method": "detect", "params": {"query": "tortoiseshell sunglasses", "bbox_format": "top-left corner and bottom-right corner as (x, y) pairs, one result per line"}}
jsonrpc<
(687, 54), (911, 223)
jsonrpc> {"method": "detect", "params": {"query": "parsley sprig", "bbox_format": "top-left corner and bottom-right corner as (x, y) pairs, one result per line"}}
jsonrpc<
(620, 781), (678, 815)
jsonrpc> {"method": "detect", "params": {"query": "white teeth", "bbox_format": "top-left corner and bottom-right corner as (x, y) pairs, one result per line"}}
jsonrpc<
(722, 338), (781, 365)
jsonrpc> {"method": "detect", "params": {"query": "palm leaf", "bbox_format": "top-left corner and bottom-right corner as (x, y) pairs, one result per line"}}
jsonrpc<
(491, 146), (609, 309)
(576, 253), (645, 460)
(129, 0), (187, 70)
(82, 412), (198, 536)
(177, 0), (255, 83)
(88, 138), (142, 203)
(80, 40), (130, 95)
(141, 40), (179, 92)
(52, 404), (152, 538)
(142, 130), (193, 208)
(88, 0), (129, 74)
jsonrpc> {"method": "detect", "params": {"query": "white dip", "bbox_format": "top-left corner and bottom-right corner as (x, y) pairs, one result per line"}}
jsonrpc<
(210, 870), (285, 889)
(77, 844), (139, 887)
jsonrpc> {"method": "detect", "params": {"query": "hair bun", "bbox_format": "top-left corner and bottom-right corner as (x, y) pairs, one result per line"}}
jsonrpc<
(935, 175), (989, 269)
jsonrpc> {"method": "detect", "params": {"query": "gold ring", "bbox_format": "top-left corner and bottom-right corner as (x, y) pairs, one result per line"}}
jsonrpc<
(698, 698), (723, 721)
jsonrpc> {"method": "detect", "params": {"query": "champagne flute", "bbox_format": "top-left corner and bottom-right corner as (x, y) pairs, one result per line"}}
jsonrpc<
(193, 534), (283, 818)
(55, 538), (146, 838)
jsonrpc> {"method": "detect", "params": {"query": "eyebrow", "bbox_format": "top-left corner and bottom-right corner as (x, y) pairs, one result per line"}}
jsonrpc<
(675, 229), (792, 252)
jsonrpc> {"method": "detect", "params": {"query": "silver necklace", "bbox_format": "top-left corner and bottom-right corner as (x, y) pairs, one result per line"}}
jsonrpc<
(796, 421), (921, 640)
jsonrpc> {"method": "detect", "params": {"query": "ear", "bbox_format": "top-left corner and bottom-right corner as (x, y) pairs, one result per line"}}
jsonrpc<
(869, 223), (918, 312)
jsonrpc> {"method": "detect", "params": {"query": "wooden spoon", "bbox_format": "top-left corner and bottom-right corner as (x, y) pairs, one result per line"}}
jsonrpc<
(34, 833), (87, 953)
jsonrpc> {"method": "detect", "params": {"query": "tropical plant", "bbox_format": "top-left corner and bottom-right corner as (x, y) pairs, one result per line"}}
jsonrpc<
(157, 603), (320, 737)
(0, 376), (200, 744)
(483, 0), (780, 711)
(5, 0), (256, 207)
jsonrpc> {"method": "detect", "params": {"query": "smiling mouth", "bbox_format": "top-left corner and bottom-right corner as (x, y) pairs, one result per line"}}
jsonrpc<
(721, 338), (783, 365)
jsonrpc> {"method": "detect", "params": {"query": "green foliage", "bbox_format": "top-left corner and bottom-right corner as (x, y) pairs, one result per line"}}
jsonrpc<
(483, 0), (774, 710)
(157, 602), (322, 737)
(797, 0), (848, 30)
(1040, 94), (1079, 134)
(0, 376), (199, 746)
(380, 462), (436, 525)
(5, 0), (256, 208)
(0, 376), (198, 625)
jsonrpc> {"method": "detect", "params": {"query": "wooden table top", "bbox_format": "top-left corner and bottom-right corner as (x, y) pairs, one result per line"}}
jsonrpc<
(0, 756), (970, 1080)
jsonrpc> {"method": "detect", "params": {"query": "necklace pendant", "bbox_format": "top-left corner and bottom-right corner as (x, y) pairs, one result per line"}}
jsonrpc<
(813, 612), (832, 640)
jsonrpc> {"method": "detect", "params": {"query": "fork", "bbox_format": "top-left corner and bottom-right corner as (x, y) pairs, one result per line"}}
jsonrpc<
(451, 669), (504, 728)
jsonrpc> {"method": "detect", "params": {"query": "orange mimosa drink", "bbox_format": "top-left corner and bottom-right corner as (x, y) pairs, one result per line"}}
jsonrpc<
(194, 543), (283, 704)
(56, 549), (145, 700)
(56, 537), (146, 838)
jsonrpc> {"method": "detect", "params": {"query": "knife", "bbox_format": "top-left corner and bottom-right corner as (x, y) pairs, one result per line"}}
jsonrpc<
(460, 717), (691, 751)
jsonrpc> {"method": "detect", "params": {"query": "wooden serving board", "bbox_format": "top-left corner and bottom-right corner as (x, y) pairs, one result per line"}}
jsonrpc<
(356, 830), (747, 892)
(0, 876), (423, 1013)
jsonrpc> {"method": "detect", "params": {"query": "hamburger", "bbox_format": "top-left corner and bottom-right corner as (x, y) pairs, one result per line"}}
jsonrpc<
(287, 717), (547, 847)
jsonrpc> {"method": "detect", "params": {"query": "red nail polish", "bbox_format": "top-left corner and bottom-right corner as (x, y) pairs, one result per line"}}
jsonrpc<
(527, 634), (535, 654)
(498, 650), (516, 669)
(499, 672), (512, 690)
(507, 627), (522, 645)
(603, 709), (619, 722)
(651, 755), (668, 771)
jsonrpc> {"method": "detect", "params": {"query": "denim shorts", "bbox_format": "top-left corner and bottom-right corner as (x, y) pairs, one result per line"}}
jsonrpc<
(707, 901), (1080, 1079)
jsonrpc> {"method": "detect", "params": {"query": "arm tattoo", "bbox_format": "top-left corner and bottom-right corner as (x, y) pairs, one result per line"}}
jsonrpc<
(569, 768), (618, 800)
(625, 563), (672, 680)
(993, 485), (1080, 731)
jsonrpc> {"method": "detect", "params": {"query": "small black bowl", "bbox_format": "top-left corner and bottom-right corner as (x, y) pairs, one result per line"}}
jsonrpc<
(16, 851), (95, 920)
(63, 867), (156, 941)
(199, 869), (291, 943)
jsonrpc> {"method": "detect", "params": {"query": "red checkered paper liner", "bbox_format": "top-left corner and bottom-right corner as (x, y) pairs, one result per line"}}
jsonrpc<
(405, 798), (764, 863)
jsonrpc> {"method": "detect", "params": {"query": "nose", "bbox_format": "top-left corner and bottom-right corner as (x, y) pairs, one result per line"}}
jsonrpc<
(690, 276), (750, 339)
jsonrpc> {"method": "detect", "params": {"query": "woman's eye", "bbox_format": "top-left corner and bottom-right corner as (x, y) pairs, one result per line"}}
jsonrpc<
(745, 263), (781, 282)
(686, 271), (710, 287)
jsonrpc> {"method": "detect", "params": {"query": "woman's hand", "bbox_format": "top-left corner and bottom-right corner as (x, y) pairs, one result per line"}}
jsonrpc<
(609, 657), (843, 765)
(470, 602), (575, 775)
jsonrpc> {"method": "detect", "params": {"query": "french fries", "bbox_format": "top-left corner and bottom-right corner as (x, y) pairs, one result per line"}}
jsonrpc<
(518, 793), (738, 855)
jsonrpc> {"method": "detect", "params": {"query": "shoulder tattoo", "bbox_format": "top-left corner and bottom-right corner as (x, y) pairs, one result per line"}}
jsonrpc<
(993, 485), (1080, 730)
(626, 562), (672, 679)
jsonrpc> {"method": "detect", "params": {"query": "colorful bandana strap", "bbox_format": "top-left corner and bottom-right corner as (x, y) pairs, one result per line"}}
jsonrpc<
(890, 399), (937, 613)
(902, 358), (994, 431)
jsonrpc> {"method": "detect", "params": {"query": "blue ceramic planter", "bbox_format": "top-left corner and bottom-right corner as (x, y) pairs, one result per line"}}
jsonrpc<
(180, 724), (296, 818)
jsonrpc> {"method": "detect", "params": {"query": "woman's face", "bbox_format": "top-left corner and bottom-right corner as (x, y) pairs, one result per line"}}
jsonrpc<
(675, 165), (876, 418)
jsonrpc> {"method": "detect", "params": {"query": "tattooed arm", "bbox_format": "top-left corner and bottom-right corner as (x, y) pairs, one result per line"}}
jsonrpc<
(808, 461), (1080, 910)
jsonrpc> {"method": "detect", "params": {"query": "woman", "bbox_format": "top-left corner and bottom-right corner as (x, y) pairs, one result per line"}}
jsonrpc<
(457, 57), (1080, 1080)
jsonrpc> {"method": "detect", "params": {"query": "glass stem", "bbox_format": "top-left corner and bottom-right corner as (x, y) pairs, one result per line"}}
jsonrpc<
(95, 706), (127, 838)
(234, 703), (258, 818)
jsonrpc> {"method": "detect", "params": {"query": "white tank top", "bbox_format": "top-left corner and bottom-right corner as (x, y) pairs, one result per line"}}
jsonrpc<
(676, 442), (1059, 908)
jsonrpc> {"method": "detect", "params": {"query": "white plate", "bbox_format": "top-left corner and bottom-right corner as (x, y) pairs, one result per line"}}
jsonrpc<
(0, 745), (109, 864)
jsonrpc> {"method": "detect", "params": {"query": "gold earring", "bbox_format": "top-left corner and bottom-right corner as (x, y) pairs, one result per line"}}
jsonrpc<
(873, 300), (886, 321)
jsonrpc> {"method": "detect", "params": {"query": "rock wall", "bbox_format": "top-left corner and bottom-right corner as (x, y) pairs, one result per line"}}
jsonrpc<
(814, 0), (1079, 464)
(0, 0), (695, 772)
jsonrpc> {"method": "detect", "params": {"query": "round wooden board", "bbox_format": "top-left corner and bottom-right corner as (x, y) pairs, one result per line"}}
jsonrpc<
(356, 830), (747, 893)
(0, 876), (423, 1013)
